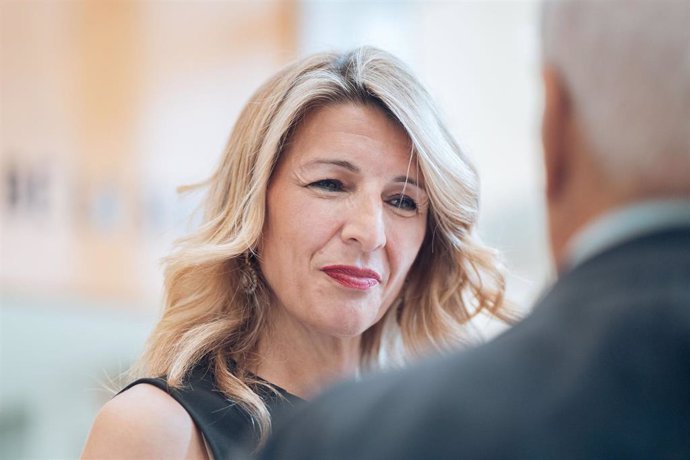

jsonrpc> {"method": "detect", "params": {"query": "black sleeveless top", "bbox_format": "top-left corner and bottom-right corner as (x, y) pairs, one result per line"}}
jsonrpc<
(120, 364), (303, 459)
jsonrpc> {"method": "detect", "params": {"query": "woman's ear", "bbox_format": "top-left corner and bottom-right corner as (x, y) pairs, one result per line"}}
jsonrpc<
(541, 65), (571, 203)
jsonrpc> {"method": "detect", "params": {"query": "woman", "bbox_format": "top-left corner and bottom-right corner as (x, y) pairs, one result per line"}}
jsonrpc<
(82, 47), (510, 459)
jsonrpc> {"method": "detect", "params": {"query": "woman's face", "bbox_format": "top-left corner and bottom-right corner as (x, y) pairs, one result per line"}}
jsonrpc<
(259, 103), (428, 338)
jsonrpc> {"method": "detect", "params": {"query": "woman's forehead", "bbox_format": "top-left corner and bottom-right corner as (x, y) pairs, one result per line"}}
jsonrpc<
(278, 103), (423, 181)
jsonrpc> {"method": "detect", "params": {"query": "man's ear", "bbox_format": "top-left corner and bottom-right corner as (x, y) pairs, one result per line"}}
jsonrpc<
(542, 65), (571, 202)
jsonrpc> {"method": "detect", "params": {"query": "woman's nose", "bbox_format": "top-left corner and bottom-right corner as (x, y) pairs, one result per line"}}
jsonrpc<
(340, 197), (387, 253)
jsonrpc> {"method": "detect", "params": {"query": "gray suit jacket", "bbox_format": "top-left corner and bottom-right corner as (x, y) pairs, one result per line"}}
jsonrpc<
(260, 226), (690, 460)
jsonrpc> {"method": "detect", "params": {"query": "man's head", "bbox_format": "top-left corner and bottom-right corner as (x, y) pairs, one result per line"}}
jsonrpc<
(540, 0), (690, 269)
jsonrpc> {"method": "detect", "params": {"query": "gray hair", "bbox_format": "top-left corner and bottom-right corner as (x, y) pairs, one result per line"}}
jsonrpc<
(542, 0), (690, 191)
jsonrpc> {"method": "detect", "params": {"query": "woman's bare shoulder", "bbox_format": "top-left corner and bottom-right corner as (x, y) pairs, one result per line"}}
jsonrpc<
(81, 383), (208, 459)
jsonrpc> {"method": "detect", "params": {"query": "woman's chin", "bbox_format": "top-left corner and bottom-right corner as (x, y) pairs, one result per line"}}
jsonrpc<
(310, 313), (378, 339)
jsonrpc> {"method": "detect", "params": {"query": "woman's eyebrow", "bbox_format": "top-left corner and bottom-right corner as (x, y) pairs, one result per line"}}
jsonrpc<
(392, 176), (422, 189)
(303, 159), (359, 173)
(301, 159), (424, 189)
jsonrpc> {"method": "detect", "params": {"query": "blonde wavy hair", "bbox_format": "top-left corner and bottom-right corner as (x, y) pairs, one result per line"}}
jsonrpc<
(132, 46), (512, 447)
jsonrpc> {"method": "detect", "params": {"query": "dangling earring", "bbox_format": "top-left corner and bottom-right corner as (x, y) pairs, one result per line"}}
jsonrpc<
(240, 252), (258, 296)
(396, 279), (408, 312)
(398, 287), (406, 309)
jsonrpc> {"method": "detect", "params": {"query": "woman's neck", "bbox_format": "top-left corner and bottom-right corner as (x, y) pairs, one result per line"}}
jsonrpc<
(252, 308), (362, 400)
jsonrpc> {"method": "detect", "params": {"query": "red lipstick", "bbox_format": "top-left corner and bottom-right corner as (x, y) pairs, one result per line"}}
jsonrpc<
(321, 265), (381, 291)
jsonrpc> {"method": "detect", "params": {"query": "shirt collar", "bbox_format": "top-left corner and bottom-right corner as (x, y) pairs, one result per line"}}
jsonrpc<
(564, 198), (690, 271)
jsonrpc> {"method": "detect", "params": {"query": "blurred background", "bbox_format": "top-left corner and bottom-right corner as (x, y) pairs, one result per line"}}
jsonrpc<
(1, 0), (548, 458)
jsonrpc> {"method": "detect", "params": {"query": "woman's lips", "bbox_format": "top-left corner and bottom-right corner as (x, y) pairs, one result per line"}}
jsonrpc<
(321, 265), (381, 291)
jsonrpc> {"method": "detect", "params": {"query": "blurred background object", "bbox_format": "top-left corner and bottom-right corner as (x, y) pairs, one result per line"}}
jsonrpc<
(0, 1), (547, 458)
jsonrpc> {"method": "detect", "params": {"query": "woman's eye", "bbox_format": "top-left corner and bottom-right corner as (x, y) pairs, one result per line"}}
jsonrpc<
(389, 194), (418, 211)
(308, 179), (344, 192)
